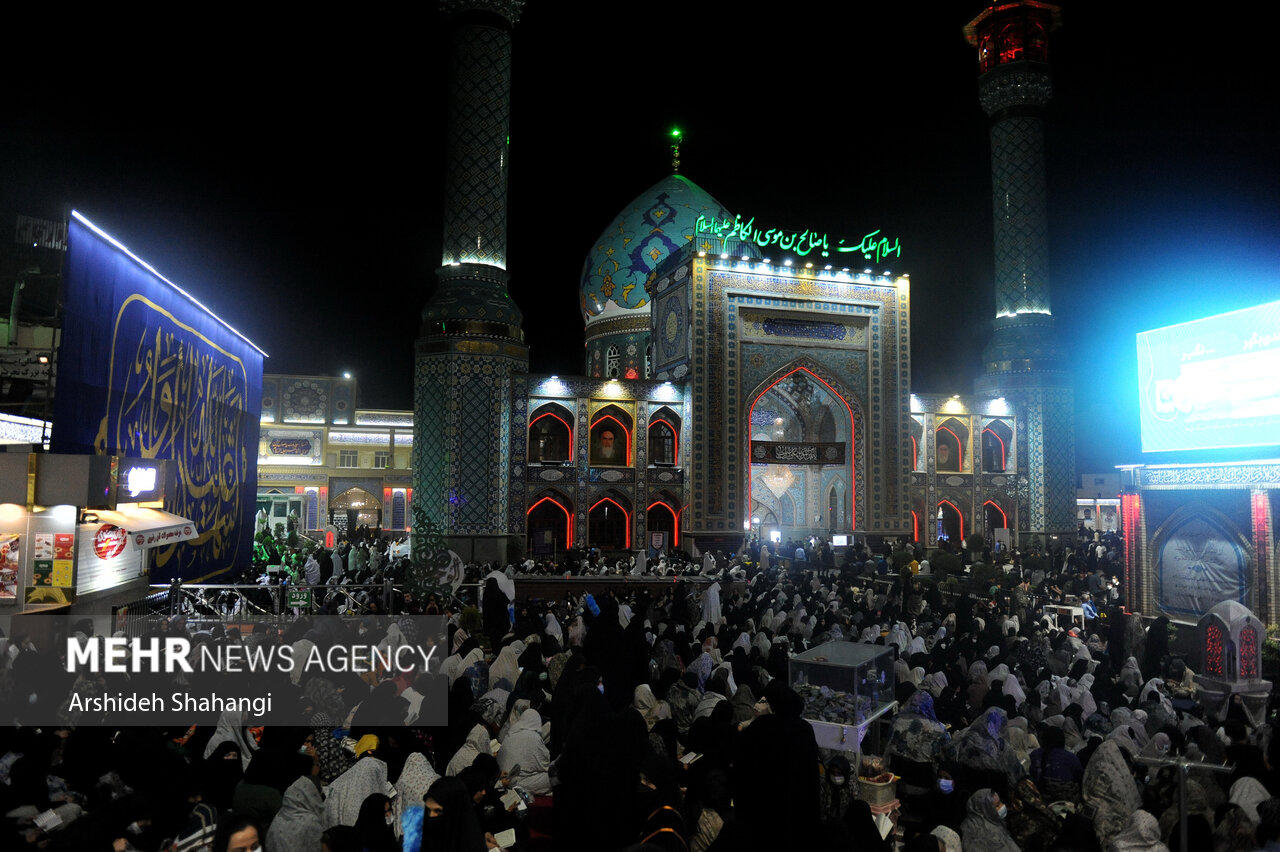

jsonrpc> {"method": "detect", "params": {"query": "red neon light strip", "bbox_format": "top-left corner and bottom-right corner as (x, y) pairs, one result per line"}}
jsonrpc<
(589, 497), (631, 546)
(911, 435), (918, 471)
(747, 367), (855, 531)
(649, 418), (679, 462)
(648, 500), (679, 546)
(983, 500), (1007, 529)
(938, 425), (964, 470)
(982, 427), (1006, 471)
(938, 499), (964, 539)
(527, 496), (573, 548)
(912, 510), (919, 542)
(592, 414), (633, 465)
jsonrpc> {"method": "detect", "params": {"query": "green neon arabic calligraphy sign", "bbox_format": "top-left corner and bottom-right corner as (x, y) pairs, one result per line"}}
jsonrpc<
(695, 214), (903, 264)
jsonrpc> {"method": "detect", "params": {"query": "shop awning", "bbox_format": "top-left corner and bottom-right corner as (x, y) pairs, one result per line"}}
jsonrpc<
(89, 508), (199, 550)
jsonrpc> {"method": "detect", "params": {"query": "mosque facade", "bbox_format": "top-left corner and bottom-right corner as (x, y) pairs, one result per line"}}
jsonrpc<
(411, 1), (1077, 567)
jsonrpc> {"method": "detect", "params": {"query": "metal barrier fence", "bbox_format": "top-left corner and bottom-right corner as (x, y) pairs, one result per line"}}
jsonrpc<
(117, 582), (406, 637)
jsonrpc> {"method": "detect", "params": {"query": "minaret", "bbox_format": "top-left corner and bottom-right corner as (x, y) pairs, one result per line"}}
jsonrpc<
(413, 0), (528, 574)
(965, 2), (1077, 546)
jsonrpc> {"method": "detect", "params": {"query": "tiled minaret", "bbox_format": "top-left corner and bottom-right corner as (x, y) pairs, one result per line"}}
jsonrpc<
(965, 2), (1077, 545)
(413, 0), (528, 567)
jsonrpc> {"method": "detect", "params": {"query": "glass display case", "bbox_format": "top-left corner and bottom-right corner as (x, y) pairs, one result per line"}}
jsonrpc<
(789, 641), (897, 753)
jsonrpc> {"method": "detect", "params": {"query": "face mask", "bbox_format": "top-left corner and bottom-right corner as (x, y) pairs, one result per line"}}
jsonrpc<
(937, 779), (954, 793)
(126, 822), (144, 835)
(996, 805), (1008, 820)
(385, 815), (395, 826)
(597, 683), (605, 694)
(299, 744), (312, 756)
(830, 775), (846, 786)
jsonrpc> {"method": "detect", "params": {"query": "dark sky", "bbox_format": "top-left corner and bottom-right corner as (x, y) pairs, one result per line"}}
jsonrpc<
(4, 4), (1278, 473)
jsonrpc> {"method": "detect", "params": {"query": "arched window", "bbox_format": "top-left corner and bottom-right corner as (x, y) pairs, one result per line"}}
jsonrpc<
(647, 498), (679, 547)
(529, 403), (574, 464)
(984, 500), (1008, 536)
(606, 345), (620, 378)
(648, 407), (681, 467)
(589, 495), (630, 550)
(937, 500), (964, 542)
(1241, 625), (1260, 679)
(982, 419), (1012, 473)
(528, 492), (573, 553)
(304, 489), (319, 530)
(391, 490), (407, 530)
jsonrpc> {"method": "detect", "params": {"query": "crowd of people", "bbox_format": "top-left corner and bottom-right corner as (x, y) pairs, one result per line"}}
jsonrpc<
(4, 530), (1279, 852)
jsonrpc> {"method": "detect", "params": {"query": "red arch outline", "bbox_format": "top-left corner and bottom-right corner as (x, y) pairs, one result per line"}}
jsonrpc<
(591, 414), (633, 465)
(648, 418), (679, 464)
(937, 425), (964, 470)
(910, 434), (918, 471)
(938, 499), (965, 540)
(747, 367), (855, 530)
(982, 427), (1006, 471)
(647, 500), (680, 546)
(527, 495), (573, 548)
(983, 500), (1008, 529)
(589, 497), (631, 547)
(912, 510), (919, 542)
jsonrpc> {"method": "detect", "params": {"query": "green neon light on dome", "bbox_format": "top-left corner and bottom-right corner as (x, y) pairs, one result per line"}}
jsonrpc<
(695, 214), (902, 263)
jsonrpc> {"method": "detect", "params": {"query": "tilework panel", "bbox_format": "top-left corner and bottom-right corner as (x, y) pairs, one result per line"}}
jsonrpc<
(413, 349), (523, 537)
(989, 115), (1051, 317)
(441, 24), (511, 268)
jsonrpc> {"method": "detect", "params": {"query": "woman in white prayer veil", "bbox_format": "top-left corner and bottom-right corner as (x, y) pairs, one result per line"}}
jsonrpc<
(887, 621), (913, 652)
(543, 612), (563, 645)
(203, 709), (259, 771)
(700, 581), (722, 624)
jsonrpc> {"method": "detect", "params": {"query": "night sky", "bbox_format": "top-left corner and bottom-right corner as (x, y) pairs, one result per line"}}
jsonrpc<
(4, 4), (1277, 474)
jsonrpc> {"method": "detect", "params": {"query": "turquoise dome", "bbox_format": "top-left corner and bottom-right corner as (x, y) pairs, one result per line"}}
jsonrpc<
(580, 174), (733, 324)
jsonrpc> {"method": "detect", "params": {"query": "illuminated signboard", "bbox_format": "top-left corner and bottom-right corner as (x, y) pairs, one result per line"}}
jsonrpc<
(111, 458), (167, 505)
(695, 214), (902, 263)
(1136, 300), (1280, 454)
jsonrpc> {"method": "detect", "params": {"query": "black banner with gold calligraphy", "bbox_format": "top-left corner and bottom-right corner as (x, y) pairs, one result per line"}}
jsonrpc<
(749, 441), (845, 466)
(51, 216), (264, 582)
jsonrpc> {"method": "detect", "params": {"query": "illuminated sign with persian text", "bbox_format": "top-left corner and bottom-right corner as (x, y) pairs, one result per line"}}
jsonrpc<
(696, 214), (902, 263)
(125, 466), (157, 498)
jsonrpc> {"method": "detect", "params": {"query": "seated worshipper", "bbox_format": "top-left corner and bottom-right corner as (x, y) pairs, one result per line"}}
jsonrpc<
(887, 691), (951, 786)
(1083, 738), (1144, 840)
(324, 735), (394, 829)
(353, 793), (398, 852)
(497, 707), (552, 795)
(943, 707), (1026, 795)
(214, 815), (263, 852)
(1028, 724), (1083, 804)
(818, 754), (856, 821)
(961, 788), (1020, 852)
(1213, 803), (1259, 852)
(1005, 776), (1063, 852)
(1106, 809), (1169, 852)
(423, 777), (489, 852)
(394, 752), (441, 833)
